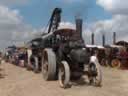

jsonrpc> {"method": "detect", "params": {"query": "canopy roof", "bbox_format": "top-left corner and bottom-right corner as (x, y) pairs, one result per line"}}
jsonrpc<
(54, 28), (76, 36)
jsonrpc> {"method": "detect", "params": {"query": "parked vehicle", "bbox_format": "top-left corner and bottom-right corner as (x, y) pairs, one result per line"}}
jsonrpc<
(27, 8), (102, 88)
(103, 45), (128, 68)
(42, 29), (102, 88)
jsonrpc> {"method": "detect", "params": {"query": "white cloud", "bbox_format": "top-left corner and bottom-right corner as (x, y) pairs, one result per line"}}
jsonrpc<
(84, 15), (128, 45)
(56, 0), (84, 3)
(86, 0), (128, 45)
(97, 0), (128, 15)
(63, 0), (84, 3)
(0, 5), (35, 50)
(0, 0), (29, 5)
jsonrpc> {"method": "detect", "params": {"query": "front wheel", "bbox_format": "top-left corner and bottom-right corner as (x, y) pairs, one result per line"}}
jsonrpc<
(58, 61), (71, 88)
(31, 56), (39, 73)
(111, 59), (121, 68)
(88, 62), (102, 86)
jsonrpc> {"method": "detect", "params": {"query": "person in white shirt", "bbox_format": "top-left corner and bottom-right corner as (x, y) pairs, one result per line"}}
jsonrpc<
(27, 48), (32, 69)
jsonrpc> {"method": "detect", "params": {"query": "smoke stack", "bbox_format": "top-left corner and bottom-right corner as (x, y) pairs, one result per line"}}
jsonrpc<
(102, 33), (105, 46)
(91, 32), (95, 45)
(113, 32), (116, 44)
(75, 17), (83, 40)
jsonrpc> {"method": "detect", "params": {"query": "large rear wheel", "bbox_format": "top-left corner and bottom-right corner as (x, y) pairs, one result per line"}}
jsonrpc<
(58, 61), (71, 88)
(42, 48), (56, 80)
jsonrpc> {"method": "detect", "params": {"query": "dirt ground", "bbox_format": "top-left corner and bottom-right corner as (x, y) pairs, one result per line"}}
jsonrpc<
(0, 62), (128, 96)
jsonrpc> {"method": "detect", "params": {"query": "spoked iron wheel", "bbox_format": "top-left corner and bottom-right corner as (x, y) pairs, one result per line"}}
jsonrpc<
(42, 48), (56, 80)
(111, 59), (121, 69)
(88, 62), (102, 86)
(58, 61), (71, 88)
(31, 56), (39, 73)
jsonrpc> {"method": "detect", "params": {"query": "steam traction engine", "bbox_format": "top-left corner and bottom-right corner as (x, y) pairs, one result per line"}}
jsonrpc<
(29, 8), (102, 88)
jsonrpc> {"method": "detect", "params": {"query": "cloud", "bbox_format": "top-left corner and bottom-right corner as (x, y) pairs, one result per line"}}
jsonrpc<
(84, 15), (128, 45)
(97, 0), (128, 15)
(0, 5), (35, 50)
(86, 0), (128, 45)
(55, 0), (84, 3)
(0, 0), (29, 5)
(62, 0), (84, 3)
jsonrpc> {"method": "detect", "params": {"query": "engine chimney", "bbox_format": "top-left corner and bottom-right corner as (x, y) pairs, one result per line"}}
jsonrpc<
(113, 32), (116, 44)
(91, 32), (95, 45)
(75, 17), (83, 40)
(102, 33), (105, 46)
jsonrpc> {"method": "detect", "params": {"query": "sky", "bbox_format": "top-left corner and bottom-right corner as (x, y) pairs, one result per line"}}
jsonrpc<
(11, 0), (112, 28)
(0, 0), (127, 49)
